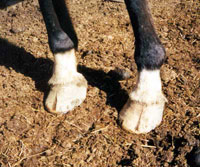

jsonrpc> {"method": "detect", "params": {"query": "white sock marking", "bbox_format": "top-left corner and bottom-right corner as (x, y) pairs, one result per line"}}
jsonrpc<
(120, 69), (167, 133)
(130, 69), (165, 103)
(45, 49), (88, 113)
(49, 49), (77, 85)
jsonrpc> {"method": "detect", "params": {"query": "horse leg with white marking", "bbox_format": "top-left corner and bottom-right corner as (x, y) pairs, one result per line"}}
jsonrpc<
(39, 0), (87, 113)
(39, 0), (166, 133)
(119, 0), (167, 133)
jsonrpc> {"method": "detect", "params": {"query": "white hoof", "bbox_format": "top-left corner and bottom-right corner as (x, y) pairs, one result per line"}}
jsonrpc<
(119, 69), (167, 133)
(45, 73), (87, 113)
(45, 49), (87, 113)
(119, 94), (166, 134)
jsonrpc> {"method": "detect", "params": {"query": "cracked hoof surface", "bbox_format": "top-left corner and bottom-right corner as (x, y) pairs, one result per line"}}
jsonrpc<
(45, 73), (87, 114)
(119, 93), (167, 134)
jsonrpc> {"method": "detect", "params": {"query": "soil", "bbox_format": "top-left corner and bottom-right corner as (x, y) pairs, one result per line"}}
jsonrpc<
(0, 0), (199, 166)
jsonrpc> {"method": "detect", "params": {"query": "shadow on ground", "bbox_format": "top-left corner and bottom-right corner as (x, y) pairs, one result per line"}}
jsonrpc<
(0, 38), (128, 112)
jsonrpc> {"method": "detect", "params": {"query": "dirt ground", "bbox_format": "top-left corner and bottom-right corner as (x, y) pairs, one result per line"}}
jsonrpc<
(0, 0), (199, 166)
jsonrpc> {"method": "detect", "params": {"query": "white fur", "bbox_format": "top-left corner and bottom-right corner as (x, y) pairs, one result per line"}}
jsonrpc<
(45, 49), (87, 113)
(119, 69), (167, 134)
(130, 69), (163, 103)
(49, 49), (77, 85)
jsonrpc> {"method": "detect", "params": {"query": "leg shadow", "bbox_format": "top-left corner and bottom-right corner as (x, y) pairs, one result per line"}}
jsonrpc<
(0, 38), (53, 101)
(0, 38), (128, 112)
(0, 0), (24, 9)
(78, 65), (129, 112)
